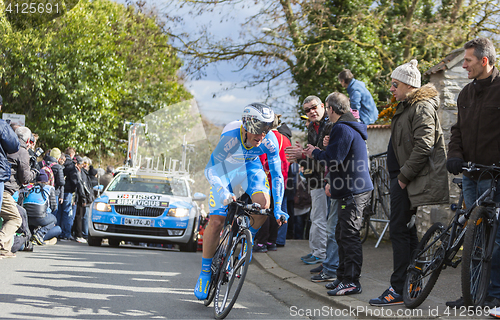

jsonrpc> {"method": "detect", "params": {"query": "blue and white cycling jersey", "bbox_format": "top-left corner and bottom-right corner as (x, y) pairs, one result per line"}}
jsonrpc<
(205, 120), (284, 215)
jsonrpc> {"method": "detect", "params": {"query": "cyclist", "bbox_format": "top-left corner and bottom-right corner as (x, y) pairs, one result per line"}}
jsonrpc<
(194, 103), (289, 300)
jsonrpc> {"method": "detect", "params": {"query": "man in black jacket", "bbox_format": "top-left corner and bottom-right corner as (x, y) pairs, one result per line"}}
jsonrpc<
(39, 147), (65, 223)
(0, 95), (21, 258)
(285, 96), (332, 267)
(60, 147), (84, 240)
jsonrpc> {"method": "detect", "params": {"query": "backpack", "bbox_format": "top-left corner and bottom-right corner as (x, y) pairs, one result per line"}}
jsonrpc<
(41, 161), (56, 187)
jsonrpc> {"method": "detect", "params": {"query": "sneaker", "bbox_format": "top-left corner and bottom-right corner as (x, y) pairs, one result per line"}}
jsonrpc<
(301, 253), (313, 261)
(311, 271), (336, 282)
(325, 278), (342, 290)
(76, 237), (88, 244)
(303, 255), (324, 265)
(253, 243), (268, 253)
(490, 306), (500, 318)
(484, 296), (500, 308)
(0, 251), (16, 258)
(266, 243), (277, 251)
(31, 231), (44, 246)
(310, 264), (323, 274)
(369, 286), (404, 306)
(446, 297), (464, 307)
(44, 237), (58, 245)
(23, 241), (34, 252)
(327, 281), (362, 296)
(194, 272), (212, 300)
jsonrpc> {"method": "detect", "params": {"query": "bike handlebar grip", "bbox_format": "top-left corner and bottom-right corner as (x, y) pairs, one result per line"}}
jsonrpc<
(279, 216), (286, 223)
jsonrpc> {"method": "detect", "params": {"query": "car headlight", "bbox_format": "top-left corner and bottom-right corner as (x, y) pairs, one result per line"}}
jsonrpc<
(167, 208), (189, 217)
(94, 202), (112, 212)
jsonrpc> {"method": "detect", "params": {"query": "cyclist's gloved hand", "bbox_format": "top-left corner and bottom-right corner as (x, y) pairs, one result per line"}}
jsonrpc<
(221, 191), (235, 206)
(274, 209), (289, 223)
(446, 157), (464, 175)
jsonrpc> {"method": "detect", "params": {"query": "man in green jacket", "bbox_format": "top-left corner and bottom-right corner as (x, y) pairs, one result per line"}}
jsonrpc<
(369, 59), (449, 306)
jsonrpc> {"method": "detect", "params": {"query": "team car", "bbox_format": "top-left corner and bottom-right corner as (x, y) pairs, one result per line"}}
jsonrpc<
(88, 167), (206, 251)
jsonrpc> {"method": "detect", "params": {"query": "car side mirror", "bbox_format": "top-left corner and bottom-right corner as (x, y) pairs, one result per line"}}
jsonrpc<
(193, 193), (207, 202)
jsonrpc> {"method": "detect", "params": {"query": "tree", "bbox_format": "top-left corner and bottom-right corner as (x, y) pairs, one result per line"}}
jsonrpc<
(163, 0), (500, 123)
(0, 0), (192, 155)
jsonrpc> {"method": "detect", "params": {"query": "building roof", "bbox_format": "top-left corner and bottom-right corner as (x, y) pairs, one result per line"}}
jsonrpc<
(424, 48), (465, 76)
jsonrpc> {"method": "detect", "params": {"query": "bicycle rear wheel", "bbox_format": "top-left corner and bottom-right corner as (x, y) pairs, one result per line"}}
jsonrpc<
(359, 213), (370, 243)
(403, 222), (446, 308)
(462, 206), (493, 307)
(204, 225), (232, 307)
(214, 229), (252, 319)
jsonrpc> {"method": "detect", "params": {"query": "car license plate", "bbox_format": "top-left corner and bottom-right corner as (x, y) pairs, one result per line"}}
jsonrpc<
(123, 218), (152, 227)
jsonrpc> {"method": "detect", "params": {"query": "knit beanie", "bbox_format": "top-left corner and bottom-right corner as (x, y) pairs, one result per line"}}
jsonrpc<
(391, 59), (421, 88)
(37, 169), (48, 183)
(50, 147), (62, 160)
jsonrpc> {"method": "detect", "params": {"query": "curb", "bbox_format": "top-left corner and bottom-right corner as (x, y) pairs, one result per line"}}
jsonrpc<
(252, 253), (438, 319)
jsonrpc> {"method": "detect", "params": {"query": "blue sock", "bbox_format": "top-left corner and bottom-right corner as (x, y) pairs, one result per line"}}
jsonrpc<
(201, 257), (212, 275)
(194, 257), (213, 300)
(249, 226), (260, 246)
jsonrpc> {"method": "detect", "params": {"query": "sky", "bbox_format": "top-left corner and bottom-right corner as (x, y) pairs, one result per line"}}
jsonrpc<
(127, 0), (298, 127)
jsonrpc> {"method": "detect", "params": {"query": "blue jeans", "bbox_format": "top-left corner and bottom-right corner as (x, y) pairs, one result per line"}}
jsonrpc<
(462, 176), (500, 299)
(82, 206), (90, 237)
(322, 198), (339, 277)
(276, 196), (287, 245)
(60, 193), (75, 239)
(29, 213), (62, 240)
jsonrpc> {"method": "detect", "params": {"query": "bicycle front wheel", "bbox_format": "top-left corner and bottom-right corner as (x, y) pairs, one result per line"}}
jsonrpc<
(214, 229), (252, 319)
(204, 225), (232, 307)
(403, 222), (446, 308)
(462, 206), (494, 307)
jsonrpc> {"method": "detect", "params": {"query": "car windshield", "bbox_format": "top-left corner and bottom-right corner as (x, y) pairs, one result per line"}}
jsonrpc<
(107, 174), (189, 197)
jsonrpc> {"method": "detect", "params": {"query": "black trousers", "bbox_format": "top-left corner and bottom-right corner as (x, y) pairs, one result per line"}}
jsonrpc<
(255, 216), (279, 245)
(335, 191), (371, 283)
(389, 178), (418, 294)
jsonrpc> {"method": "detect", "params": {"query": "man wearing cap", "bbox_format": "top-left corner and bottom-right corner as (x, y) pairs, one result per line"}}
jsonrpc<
(23, 169), (61, 244)
(0, 94), (21, 258)
(369, 60), (448, 306)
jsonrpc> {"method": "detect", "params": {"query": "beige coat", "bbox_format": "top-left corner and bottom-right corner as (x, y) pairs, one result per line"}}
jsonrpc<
(391, 84), (449, 207)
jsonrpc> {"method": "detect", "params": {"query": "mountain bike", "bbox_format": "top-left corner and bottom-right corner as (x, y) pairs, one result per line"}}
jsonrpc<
(360, 152), (390, 247)
(203, 200), (272, 319)
(403, 162), (500, 308)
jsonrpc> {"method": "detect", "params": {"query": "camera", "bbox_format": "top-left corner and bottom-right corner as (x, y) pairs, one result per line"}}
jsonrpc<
(29, 147), (44, 170)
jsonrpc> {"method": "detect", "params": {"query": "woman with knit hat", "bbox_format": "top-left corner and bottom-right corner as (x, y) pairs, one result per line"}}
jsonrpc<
(369, 59), (449, 306)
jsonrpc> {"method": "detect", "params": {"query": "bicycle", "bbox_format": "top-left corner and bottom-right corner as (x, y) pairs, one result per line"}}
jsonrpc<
(360, 151), (391, 247)
(203, 199), (272, 319)
(402, 162), (500, 308)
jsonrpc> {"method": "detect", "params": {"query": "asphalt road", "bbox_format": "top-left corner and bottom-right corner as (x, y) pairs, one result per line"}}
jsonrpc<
(0, 241), (340, 320)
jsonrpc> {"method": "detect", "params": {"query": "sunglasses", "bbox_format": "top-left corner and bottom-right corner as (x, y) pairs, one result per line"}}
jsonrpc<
(304, 105), (318, 113)
(391, 81), (399, 89)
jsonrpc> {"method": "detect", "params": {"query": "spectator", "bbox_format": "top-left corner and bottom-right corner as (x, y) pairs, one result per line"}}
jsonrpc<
(39, 147), (65, 222)
(285, 96), (332, 266)
(73, 156), (90, 243)
(370, 59), (448, 306)
(5, 127), (38, 199)
(338, 69), (379, 125)
(304, 91), (372, 296)
(446, 38), (500, 311)
(254, 115), (291, 252)
(81, 157), (96, 239)
(0, 94), (21, 258)
(100, 165), (114, 190)
(23, 169), (62, 244)
(60, 147), (83, 240)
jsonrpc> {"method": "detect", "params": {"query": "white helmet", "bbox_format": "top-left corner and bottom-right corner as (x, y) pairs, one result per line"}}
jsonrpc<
(242, 103), (274, 135)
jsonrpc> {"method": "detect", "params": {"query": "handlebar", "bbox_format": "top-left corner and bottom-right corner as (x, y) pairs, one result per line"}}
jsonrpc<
(369, 152), (387, 161)
(461, 162), (500, 172)
(228, 200), (273, 216)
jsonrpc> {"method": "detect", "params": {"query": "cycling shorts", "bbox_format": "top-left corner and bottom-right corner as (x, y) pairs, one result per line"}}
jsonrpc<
(208, 160), (270, 216)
